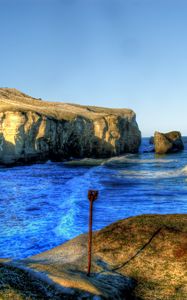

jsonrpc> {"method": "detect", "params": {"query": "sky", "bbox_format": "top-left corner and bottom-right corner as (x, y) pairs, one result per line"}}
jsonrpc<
(0, 0), (187, 136)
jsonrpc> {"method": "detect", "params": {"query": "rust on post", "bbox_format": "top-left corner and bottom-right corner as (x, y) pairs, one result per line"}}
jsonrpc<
(87, 190), (98, 276)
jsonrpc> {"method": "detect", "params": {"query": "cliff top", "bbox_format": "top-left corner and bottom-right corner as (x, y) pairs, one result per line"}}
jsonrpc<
(0, 88), (134, 121)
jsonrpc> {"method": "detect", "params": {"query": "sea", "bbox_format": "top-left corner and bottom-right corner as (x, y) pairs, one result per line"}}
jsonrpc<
(0, 137), (187, 259)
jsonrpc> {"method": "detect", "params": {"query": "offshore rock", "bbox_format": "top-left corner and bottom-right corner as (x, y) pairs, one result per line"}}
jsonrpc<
(0, 88), (141, 165)
(154, 131), (184, 154)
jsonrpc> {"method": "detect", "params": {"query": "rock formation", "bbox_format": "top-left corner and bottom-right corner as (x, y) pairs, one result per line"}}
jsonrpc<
(0, 214), (186, 299)
(0, 88), (141, 165)
(154, 131), (184, 154)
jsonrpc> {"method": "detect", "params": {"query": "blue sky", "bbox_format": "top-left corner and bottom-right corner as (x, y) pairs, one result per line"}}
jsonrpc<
(0, 0), (187, 136)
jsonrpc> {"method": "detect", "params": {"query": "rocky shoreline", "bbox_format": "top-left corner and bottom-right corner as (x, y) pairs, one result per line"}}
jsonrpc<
(0, 88), (185, 166)
(0, 89), (186, 299)
(0, 214), (186, 299)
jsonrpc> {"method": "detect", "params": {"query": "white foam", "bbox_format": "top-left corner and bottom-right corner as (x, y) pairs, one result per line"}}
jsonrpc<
(63, 155), (177, 167)
(54, 165), (104, 238)
(119, 165), (187, 179)
(181, 165), (187, 174)
(105, 156), (177, 165)
(64, 158), (107, 166)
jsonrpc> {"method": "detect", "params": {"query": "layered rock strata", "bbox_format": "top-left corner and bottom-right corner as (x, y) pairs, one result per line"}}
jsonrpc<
(0, 88), (141, 165)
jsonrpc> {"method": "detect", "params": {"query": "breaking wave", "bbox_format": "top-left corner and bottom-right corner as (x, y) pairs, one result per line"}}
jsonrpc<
(63, 155), (177, 167)
(105, 156), (177, 165)
(119, 164), (187, 179)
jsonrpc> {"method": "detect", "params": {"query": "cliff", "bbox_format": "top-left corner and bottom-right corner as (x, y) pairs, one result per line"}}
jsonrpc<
(0, 88), (141, 165)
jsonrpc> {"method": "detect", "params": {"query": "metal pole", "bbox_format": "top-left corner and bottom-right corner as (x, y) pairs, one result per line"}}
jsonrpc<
(87, 190), (98, 276)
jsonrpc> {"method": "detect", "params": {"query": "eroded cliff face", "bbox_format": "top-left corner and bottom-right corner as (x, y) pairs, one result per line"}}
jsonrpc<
(0, 88), (141, 165)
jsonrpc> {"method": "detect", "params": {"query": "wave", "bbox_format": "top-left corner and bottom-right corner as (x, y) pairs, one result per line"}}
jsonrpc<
(63, 158), (107, 166)
(63, 155), (177, 167)
(119, 165), (187, 179)
(181, 165), (187, 174)
(105, 157), (177, 165)
(54, 165), (104, 239)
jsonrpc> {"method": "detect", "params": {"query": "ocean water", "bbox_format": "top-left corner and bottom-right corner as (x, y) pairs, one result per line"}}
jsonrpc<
(0, 138), (187, 259)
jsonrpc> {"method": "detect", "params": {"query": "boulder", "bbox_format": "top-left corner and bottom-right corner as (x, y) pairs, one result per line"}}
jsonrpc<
(154, 131), (184, 154)
(0, 88), (141, 165)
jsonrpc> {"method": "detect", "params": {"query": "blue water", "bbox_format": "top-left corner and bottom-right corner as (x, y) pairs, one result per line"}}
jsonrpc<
(0, 138), (187, 259)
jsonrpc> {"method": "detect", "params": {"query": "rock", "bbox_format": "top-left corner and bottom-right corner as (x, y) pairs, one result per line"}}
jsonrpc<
(154, 131), (184, 154)
(0, 88), (141, 165)
(0, 214), (186, 299)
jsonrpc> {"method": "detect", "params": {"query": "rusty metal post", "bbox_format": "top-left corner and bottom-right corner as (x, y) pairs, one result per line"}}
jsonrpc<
(87, 190), (98, 276)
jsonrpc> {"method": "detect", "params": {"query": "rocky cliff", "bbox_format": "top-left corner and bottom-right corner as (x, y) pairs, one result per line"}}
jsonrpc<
(0, 88), (141, 165)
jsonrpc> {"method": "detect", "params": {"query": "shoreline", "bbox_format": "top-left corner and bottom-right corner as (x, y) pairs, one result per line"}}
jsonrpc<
(0, 213), (186, 299)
